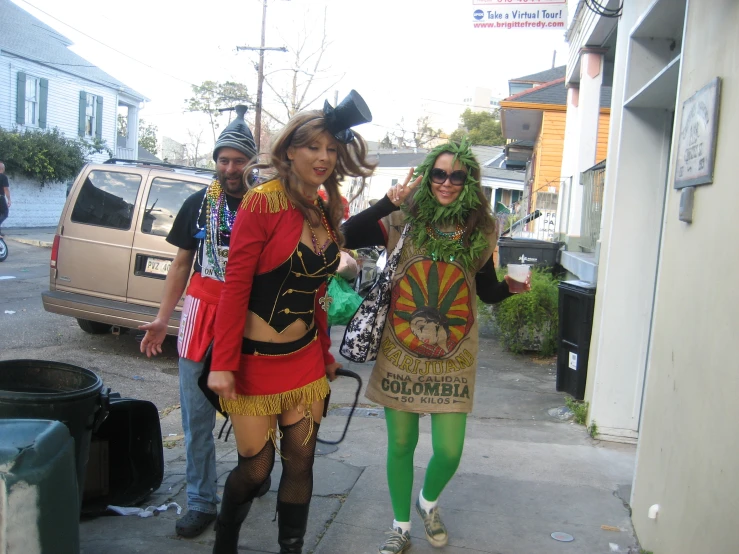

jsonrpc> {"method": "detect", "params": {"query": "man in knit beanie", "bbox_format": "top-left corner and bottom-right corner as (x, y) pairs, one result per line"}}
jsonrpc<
(139, 106), (267, 539)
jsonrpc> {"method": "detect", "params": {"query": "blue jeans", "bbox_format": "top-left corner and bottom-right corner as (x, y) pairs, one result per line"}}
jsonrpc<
(179, 356), (218, 514)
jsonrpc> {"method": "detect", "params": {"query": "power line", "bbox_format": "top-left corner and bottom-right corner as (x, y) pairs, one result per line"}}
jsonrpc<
(17, 0), (198, 88)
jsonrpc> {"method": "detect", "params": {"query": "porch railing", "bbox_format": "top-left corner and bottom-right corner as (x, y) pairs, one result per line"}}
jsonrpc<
(579, 160), (606, 253)
(116, 146), (135, 159)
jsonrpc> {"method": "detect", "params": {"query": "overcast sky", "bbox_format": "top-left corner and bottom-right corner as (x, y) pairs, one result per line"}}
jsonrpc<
(12, 0), (569, 148)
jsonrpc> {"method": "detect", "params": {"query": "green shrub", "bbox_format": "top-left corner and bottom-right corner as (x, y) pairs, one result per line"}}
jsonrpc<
(0, 127), (111, 184)
(479, 267), (560, 355)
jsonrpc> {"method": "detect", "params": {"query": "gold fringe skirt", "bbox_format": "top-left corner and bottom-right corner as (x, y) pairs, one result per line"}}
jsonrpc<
(220, 331), (330, 416)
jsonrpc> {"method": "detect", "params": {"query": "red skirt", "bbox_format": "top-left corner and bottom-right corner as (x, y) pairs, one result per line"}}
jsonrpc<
(220, 330), (330, 416)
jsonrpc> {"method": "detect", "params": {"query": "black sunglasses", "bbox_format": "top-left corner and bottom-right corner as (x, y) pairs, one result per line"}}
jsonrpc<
(430, 168), (468, 186)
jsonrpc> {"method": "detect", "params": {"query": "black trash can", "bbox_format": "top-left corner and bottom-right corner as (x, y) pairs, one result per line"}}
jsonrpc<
(0, 360), (109, 503)
(497, 237), (564, 268)
(82, 394), (164, 515)
(556, 281), (596, 400)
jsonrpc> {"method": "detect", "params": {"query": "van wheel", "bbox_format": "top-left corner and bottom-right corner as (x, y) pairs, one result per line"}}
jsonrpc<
(77, 319), (112, 334)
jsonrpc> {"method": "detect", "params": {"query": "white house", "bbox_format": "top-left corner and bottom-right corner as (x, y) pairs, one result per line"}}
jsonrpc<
(0, 0), (147, 227)
(563, 0), (739, 552)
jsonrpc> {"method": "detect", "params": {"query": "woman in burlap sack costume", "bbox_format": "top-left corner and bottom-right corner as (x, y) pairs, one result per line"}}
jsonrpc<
(342, 140), (531, 553)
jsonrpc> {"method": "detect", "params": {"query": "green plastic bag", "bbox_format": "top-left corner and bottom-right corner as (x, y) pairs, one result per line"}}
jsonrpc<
(327, 276), (363, 326)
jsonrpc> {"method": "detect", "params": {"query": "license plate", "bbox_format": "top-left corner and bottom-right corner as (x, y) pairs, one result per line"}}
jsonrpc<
(145, 257), (172, 276)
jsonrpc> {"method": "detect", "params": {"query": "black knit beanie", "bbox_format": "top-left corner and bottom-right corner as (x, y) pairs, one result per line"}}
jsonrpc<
(212, 105), (257, 161)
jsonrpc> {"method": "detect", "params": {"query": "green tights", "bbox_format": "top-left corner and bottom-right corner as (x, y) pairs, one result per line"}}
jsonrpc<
(384, 407), (467, 522)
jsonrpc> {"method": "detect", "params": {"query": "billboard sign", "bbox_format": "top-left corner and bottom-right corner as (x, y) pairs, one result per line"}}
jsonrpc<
(472, 0), (568, 30)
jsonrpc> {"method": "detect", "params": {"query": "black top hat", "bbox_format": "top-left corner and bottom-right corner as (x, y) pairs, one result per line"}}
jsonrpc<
(212, 105), (258, 161)
(323, 90), (372, 144)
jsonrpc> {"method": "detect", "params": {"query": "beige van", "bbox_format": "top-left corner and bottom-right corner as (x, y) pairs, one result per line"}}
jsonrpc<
(42, 160), (213, 335)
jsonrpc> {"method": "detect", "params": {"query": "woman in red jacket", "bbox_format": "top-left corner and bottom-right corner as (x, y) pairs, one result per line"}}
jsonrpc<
(207, 91), (375, 554)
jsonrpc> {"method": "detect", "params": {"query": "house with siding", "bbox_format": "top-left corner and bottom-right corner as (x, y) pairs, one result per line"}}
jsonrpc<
(499, 67), (611, 240)
(0, 0), (146, 227)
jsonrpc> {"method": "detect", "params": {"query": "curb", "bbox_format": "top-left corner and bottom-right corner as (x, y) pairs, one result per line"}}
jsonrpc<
(6, 237), (53, 248)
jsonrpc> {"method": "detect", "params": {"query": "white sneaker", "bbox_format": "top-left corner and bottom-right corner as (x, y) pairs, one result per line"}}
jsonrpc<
(415, 497), (448, 547)
(378, 526), (411, 554)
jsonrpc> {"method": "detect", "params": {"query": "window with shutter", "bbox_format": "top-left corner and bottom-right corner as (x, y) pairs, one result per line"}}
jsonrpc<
(81, 92), (103, 138)
(78, 91), (87, 137)
(38, 79), (49, 129)
(16, 72), (26, 125)
(24, 76), (40, 127)
(95, 96), (104, 139)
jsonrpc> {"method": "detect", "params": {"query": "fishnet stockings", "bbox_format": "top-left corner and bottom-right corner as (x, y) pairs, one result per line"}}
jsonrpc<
(224, 438), (276, 505)
(277, 417), (319, 505)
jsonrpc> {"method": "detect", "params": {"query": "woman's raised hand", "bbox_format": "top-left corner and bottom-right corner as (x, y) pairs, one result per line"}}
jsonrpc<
(387, 167), (422, 206)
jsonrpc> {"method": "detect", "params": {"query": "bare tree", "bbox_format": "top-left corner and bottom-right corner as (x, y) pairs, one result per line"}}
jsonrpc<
(185, 81), (252, 144)
(184, 129), (212, 168)
(381, 117), (444, 150)
(260, 7), (343, 125)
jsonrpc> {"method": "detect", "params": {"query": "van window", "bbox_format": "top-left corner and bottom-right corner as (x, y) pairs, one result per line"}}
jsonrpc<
(71, 170), (141, 230)
(141, 178), (207, 237)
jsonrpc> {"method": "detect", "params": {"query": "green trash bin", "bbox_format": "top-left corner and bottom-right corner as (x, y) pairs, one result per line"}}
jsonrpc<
(0, 419), (80, 552)
(0, 360), (109, 504)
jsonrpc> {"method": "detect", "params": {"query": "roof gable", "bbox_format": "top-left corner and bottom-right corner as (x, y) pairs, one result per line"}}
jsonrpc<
(510, 66), (567, 84)
(503, 79), (612, 109)
(375, 152), (429, 168)
(0, 0), (145, 100)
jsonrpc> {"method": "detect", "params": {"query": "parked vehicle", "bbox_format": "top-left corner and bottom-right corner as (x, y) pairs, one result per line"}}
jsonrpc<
(0, 236), (7, 262)
(42, 159), (214, 335)
(353, 246), (385, 297)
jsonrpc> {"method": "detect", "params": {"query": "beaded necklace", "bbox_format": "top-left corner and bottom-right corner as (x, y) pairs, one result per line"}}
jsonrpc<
(307, 198), (336, 261)
(424, 223), (465, 262)
(307, 198), (337, 312)
(199, 180), (237, 281)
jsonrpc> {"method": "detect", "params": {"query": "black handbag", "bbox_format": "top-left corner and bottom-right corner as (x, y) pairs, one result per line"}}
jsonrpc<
(197, 342), (228, 417)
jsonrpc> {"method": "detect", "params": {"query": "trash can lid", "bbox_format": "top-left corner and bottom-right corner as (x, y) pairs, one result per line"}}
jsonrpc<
(497, 237), (564, 248)
(0, 419), (72, 466)
(560, 279), (596, 291)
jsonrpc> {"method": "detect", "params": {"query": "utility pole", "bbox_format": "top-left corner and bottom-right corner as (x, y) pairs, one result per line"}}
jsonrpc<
(236, 0), (286, 153)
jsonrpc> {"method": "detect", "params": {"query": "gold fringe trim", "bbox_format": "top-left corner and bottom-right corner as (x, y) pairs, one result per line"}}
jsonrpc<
(220, 376), (330, 417)
(241, 179), (290, 213)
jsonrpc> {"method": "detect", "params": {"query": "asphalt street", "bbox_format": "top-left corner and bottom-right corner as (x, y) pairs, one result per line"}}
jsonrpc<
(0, 241), (183, 429)
(1, 240), (640, 553)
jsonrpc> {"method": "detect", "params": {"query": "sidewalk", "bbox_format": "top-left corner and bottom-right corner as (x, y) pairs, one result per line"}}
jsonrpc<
(2, 226), (56, 248)
(79, 331), (639, 554)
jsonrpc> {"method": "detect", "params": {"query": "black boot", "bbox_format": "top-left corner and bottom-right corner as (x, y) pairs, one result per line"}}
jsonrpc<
(277, 501), (310, 554)
(212, 492), (253, 554)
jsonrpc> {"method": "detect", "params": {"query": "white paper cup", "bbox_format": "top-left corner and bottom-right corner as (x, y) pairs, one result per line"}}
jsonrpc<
(507, 263), (531, 282)
(507, 264), (530, 293)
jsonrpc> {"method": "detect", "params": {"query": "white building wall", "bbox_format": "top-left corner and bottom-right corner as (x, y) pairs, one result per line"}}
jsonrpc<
(1, 55), (120, 162)
(2, 174), (67, 228)
(364, 167), (414, 201)
(630, 1), (739, 552)
(583, 0), (658, 444)
(0, 57), (12, 129)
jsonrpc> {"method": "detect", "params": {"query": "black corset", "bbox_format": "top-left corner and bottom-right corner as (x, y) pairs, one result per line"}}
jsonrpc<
(248, 241), (340, 332)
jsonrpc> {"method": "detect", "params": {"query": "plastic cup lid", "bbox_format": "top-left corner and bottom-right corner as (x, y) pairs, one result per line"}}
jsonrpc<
(551, 532), (574, 542)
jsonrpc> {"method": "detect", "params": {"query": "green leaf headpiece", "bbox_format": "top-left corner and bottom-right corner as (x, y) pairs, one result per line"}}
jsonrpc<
(402, 139), (490, 269)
